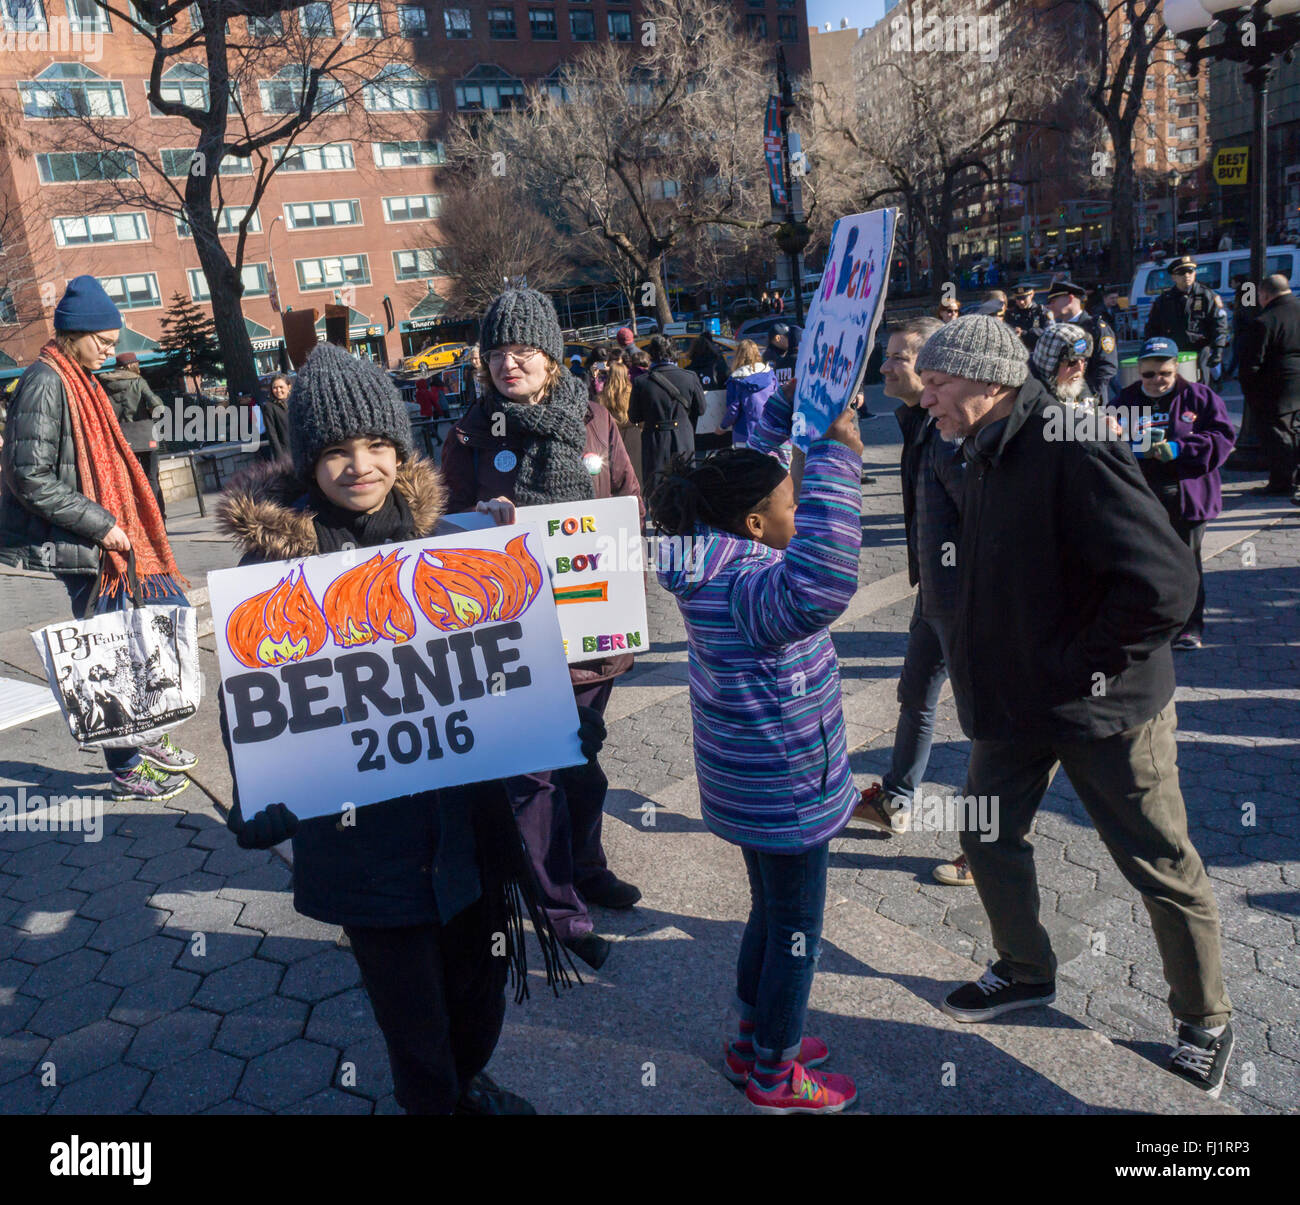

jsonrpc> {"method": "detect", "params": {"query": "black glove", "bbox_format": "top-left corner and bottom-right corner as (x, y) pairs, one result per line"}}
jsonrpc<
(576, 704), (607, 761)
(227, 800), (299, 850)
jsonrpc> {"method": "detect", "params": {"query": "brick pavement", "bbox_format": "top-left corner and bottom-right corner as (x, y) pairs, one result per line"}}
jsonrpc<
(0, 405), (1294, 1114)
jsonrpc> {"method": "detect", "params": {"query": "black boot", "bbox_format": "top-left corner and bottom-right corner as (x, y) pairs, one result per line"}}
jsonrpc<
(454, 1072), (537, 1116)
(578, 873), (642, 910)
(563, 932), (611, 970)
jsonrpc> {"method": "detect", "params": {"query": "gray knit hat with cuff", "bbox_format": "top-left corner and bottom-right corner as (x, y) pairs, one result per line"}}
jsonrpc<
(288, 341), (413, 479)
(480, 288), (565, 366)
(915, 314), (1029, 388)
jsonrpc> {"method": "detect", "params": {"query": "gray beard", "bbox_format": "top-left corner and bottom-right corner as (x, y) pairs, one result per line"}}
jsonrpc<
(1053, 378), (1087, 404)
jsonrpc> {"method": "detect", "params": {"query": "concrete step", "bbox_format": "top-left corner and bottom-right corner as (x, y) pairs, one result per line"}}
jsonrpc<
(490, 773), (1236, 1115)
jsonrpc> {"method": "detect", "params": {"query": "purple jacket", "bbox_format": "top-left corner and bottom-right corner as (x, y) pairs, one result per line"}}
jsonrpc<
(723, 364), (777, 445)
(1114, 377), (1236, 523)
(657, 440), (863, 853)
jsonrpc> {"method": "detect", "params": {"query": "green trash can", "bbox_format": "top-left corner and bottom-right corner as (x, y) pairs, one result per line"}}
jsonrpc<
(1116, 350), (1198, 392)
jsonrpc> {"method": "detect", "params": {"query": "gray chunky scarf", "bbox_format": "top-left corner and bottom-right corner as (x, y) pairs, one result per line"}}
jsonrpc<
(490, 372), (595, 506)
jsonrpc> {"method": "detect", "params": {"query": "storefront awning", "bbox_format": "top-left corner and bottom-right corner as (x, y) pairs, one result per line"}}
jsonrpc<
(116, 326), (160, 354)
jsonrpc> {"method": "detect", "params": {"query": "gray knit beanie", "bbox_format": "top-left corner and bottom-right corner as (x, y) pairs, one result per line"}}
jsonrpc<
(288, 341), (413, 479)
(479, 289), (564, 366)
(915, 314), (1029, 388)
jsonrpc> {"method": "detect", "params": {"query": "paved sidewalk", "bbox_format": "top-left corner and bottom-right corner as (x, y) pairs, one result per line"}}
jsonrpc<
(0, 413), (1294, 1114)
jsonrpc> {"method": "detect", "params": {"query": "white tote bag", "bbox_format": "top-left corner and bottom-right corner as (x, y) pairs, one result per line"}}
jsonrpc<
(33, 552), (202, 749)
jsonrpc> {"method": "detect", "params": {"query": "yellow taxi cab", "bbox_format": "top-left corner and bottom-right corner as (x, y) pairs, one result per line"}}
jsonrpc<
(401, 341), (469, 372)
(633, 333), (738, 368)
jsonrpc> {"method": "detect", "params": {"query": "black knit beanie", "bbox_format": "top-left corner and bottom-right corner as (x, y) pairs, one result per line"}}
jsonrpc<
(289, 342), (413, 479)
(480, 289), (565, 365)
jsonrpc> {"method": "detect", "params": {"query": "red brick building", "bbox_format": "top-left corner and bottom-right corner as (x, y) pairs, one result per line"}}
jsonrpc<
(0, 0), (809, 376)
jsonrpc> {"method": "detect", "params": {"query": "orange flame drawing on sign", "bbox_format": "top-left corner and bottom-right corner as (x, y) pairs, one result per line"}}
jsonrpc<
(321, 551), (416, 648)
(225, 568), (329, 668)
(411, 534), (542, 632)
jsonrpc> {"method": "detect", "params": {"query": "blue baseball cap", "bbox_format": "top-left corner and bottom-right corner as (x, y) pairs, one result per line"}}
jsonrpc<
(1139, 336), (1178, 361)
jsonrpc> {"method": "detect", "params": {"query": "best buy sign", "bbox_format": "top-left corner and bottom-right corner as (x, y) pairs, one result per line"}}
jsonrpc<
(1214, 148), (1249, 186)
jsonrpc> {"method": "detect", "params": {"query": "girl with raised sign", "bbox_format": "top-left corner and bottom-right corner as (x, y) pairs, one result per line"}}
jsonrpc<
(442, 288), (643, 973)
(649, 400), (866, 1115)
(216, 341), (603, 1115)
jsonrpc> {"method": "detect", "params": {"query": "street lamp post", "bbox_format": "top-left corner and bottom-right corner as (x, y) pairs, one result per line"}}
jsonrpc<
(774, 47), (809, 325)
(1164, 0), (1300, 469)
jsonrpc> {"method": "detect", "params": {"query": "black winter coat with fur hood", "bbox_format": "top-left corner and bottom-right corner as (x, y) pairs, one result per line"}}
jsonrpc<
(215, 455), (492, 929)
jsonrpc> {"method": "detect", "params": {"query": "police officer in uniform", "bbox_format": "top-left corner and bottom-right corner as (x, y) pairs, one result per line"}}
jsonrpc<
(1004, 283), (1051, 350)
(1047, 280), (1119, 405)
(1143, 255), (1229, 384)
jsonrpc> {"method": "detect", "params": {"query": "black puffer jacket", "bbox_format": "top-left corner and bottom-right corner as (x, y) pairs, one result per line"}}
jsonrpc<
(216, 455), (497, 928)
(948, 377), (1198, 742)
(0, 361), (116, 576)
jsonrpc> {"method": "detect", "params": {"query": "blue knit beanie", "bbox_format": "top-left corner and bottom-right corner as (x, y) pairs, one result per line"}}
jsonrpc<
(54, 275), (124, 333)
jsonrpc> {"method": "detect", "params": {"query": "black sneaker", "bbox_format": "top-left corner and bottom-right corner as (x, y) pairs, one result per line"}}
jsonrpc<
(1168, 1021), (1234, 1100)
(454, 1072), (537, 1115)
(941, 960), (1055, 1023)
(563, 932), (611, 971)
(578, 874), (642, 910)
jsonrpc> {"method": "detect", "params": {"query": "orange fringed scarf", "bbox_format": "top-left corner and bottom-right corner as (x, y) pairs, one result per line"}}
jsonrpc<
(40, 341), (188, 595)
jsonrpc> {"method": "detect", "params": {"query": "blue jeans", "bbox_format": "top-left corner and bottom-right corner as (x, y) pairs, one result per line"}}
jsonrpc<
(57, 572), (189, 774)
(735, 841), (830, 1061)
(881, 604), (948, 804)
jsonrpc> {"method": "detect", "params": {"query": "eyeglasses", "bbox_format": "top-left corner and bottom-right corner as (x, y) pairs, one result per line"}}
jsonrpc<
(87, 333), (118, 352)
(488, 347), (541, 368)
(1172, 268), (1195, 276)
(1060, 356), (1088, 368)
(1140, 370), (1172, 379)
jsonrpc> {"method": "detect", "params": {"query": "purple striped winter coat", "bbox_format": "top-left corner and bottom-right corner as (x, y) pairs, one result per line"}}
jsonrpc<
(657, 440), (863, 853)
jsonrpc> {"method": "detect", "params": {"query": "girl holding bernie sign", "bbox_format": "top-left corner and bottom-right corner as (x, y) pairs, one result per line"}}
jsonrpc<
(441, 289), (643, 972)
(215, 343), (605, 1115)
(650, 402), (866, 1116)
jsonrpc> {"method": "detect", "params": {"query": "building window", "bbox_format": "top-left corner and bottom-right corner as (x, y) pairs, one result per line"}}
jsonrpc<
(0, 287), (16, 325)
(348, 1), (381, 37)
(608, 10), (631, 41)
(162, 147), (253, 176)
(295, 254), (371, 291)
(364, 67), (439, 112)
(393, 249), (441, 281)
(778, 14), (795, 41)
(1, 0), (45, 32)
(53, 212), (149, 247)
(20, 64), (128, 119)
(36, 150), (136, 183)
(248, 11), (283, 36)
(157, 62), (210, 109)
(261, 67), (346, 116)
(383, 194), (442, 222)
(98, 272), (161, 310)
(746, 14), (766, 38)
(570, 9), (593, 39)
(301, 1), (334, 35)
(176, 206), (260, 238)
(776, 0), (795, 7)
(188, 263), (269, 302)
(372, 140), (445, 167)
(455, 66), (524, 111)
(444, 6), (470, 36)
(1146, 147), (1157, 165)
(274, 142), (356, 172)
(487, 6), (515, 37)
(397, 4), (428, 36)
(67, 0), (111, 32)
(529, 7), (555, 39)
(285, 199), (363, 229)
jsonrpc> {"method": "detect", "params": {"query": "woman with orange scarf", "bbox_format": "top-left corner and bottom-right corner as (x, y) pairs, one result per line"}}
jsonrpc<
(0, 276), (196, 802)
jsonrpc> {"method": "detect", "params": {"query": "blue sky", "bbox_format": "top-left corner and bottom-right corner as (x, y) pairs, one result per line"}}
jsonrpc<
(805, 0), (884, 35)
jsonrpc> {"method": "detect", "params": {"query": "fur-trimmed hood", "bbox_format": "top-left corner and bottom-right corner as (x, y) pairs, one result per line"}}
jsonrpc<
(216, 454), (447, 561)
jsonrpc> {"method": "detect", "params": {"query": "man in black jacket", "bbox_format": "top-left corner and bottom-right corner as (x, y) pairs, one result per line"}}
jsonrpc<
(1143, 255), (1229, 384)
(852, 316), (975, 883)
(628, 334), (704, 490)
(914, 315), (1234, 1099)
(1237, 272), (1300, 501)
(99, 352), (167, 517)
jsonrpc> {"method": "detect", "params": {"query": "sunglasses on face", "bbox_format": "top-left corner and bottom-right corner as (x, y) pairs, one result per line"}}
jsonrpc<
(1140, 370), (1172, 379)
(1173, 269), (1195, 276)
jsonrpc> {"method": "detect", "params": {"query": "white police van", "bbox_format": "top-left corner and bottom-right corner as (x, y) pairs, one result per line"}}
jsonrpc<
(1129, 245), (1300, 334)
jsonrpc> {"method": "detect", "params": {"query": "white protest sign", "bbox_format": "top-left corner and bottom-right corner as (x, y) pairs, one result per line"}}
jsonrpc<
(514, 495), (650, 664)
(792, 207), (897, 451)
(695, 389), (728, 436)
(209, 525), (583, 821)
